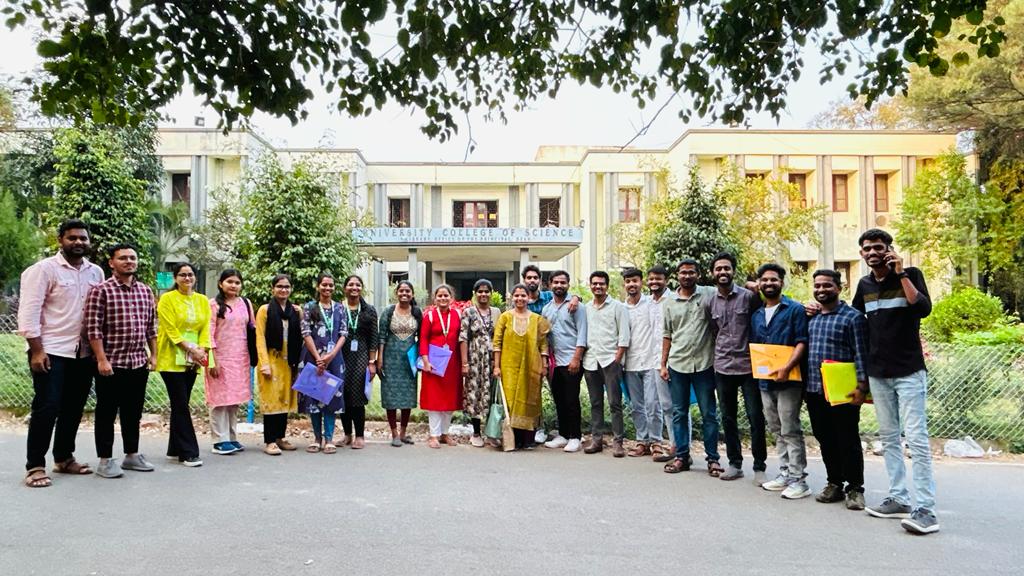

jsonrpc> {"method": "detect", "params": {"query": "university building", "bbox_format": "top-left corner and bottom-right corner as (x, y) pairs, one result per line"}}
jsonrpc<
(153, 128), (960, 307)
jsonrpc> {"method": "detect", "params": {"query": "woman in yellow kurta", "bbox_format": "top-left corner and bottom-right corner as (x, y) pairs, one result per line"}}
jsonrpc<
(255, 274), (301, 455)
(493, 283), (550, 450)
(157, 262), (213, 467)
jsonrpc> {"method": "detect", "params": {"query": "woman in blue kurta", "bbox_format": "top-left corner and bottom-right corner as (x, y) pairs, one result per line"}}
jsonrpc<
(299, 273), (348, 453)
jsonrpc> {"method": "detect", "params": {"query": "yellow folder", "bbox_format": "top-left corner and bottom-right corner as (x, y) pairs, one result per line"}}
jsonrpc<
(821, 361), (873, 406)
(749, 343), (802, 382)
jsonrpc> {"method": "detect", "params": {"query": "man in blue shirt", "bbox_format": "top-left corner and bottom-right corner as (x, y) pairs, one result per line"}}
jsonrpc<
(750, 263), (810, 500)
(541, 270), (588, 453)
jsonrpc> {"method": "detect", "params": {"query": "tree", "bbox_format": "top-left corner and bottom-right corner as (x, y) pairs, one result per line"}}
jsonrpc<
(808, 96), (923, 130)
(2, 1), (1007, 139)
(47, 125), (155, 281)
(0, 189), (41, 289)
(0, 85), (15, 129)
(147, 199), (190, 273)
(184, 184), (246, 271)
(235, 154), (367, 305)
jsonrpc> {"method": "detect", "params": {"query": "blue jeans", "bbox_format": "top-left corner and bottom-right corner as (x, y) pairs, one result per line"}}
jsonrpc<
(869, 370), (936, 511)
(310, 412), (336, 442)
(668, 367), (719, 462)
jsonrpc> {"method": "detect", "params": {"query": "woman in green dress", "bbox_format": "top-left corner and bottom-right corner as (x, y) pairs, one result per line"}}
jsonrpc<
(459, 279), (500, 447)
(377, 281), (423, 447)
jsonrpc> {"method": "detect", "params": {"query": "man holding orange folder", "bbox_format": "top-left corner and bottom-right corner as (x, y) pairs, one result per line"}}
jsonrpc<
(805, 269), (869, 511)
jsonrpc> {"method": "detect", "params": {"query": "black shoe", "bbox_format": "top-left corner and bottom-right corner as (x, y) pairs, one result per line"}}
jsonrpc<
(815, 483), (845, 503)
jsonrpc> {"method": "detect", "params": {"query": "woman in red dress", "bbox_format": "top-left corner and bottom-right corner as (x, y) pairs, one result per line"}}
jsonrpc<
(419, 284), (463, 449)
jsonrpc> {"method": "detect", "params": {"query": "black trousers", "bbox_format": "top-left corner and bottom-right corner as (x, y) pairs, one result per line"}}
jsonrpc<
(94, 367), (149, 458)
(341, 406), (366, 437)
(550, 366), (583, 440)
(263, 413), (288, 444)
(806, 391), (865, 492)
(25, 354), (94, 471)
(161, 370), (199, 461)
(715, 372), (768, 471)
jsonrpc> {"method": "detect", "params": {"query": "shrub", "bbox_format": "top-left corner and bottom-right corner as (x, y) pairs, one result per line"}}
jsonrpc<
(925, 287), (1006, 342)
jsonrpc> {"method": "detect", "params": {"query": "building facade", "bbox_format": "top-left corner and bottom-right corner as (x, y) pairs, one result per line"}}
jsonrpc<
(154, 128), (961, 308)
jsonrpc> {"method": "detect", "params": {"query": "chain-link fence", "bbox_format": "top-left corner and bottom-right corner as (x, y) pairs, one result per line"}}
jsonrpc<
(2, 313), (1023, 447)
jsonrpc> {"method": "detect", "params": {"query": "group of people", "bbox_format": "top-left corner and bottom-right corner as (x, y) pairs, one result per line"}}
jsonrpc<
(17, 219), (939, 535)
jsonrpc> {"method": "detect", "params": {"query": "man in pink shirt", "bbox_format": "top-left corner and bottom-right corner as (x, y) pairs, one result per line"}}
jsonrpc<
(18, 219), (105, 487)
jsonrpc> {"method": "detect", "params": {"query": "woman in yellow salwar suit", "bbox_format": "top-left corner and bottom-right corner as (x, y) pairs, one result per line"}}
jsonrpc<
(493, 284), (551, 450)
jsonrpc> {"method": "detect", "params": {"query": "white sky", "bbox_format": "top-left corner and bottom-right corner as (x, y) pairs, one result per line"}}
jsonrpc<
(1, 23), (858, 162)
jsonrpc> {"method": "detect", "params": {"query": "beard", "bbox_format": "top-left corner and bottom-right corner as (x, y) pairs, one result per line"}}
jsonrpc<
(815, 292), (839, 305)
(552, 287), (567, 298)
(761, 287), (781, 299)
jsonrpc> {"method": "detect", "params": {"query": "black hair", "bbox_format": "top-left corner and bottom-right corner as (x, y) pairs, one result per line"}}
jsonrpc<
(858, 228), (893, 247)
(676, 258), (699, 271)
(316, 272), (335, 287)
(621, 267), (643, 280)
(549, 270), (571, 283)
(271, 273), (292, 288)
(215, 269), (244, 319)
(342, 274), (363, 288)
(472, 279), (493, 292)
(107, 243), (137, 259)
(646, 265), (669, 278)
(510, 283), (530, 297)
(756, 262), (787, 280)
(171, 262), (197, 290)
(711, 252), (737, 270)
(589, 270), (610, 284)
(812, 268), (842, 288)
(395, 279), (419, 308)
(521, 264), (541, 279)
(57, 219), (89, 238)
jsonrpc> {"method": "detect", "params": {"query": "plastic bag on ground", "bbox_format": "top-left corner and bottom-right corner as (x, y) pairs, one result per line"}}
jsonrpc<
(943, 436), (985, 458)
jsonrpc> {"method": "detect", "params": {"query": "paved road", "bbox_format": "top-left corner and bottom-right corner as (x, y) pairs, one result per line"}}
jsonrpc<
(1, 430), (1022, 575)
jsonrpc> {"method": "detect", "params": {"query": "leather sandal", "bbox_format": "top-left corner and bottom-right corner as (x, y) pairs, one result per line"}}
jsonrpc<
(52, 458), (92, 475)
(25, 467), (52, 488)
(663, 457), (691, 474)
(708, 461), (724, 477)
(628, 443), (650, 457)
(651, 444), (672, 463)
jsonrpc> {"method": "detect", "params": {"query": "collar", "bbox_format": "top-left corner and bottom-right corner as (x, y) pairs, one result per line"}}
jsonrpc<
(819, 300), (849, 315)
(673, 288), (701, 302)
(714, 284), (739, 299)
(112, 275), (137, 289)
(55, 251), (90, 270)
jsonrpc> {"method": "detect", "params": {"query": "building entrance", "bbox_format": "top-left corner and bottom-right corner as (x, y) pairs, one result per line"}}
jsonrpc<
(446, 271), (508, 302)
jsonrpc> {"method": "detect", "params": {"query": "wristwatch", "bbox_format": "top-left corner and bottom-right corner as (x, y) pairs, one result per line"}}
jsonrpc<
(896, 271), (909, 280)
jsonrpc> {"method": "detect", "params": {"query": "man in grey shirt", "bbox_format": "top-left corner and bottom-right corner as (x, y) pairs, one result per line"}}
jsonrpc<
(541, 270), (587, 453)
(582, 270), (630, 457)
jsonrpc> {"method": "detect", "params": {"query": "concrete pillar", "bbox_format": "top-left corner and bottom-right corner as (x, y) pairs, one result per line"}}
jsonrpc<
(588, 173), (598, 273)
(190, 155), (207, 223)
(819, 155), (835, 269)
(407, 248), (419, 287)
(561, 183), (576, 276)
(424, 261), (435, 296)
(372, 261), (386, 309)
(519, 247), (530, 271)
(508, 185), (520, 227)
(526, 183), (538, 227)
(372, 183), (387, 226)
(430, 185), (442, 227)
(604, 172), (618, 268)
(411, 184), (424, 227)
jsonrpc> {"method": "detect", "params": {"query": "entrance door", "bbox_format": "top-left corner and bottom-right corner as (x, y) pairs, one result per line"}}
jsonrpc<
(445, 272), (508, 302)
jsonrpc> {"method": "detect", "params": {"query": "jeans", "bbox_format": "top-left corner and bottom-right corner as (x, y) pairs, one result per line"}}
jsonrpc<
(584, 361), (624, 441)
(550, 366), (583, 440)
(310, 412), (336, 442)
(761, 385), (806, 480)
(715, 372), (767, 471)
(161, 370), (200, 461)
(869, 370), (936, 511)
(654, 369), (679, 445)
(94, 367), (148, 458)
(667, 367), (719, 462)
(806, 391), (864, 492)
(25, 354), (94, 471)
(623, 369), (663, 443)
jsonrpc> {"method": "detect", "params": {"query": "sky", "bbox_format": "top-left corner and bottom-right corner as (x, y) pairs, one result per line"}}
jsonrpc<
(0, 22), (859, 162)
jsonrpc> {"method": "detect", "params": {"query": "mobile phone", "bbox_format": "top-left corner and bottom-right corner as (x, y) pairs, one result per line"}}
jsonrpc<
(885, 248), (896, 270)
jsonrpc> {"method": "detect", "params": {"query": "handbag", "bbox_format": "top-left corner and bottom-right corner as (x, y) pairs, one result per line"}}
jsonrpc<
(243, 298), (258, 367)
(484, 378), (505, 439)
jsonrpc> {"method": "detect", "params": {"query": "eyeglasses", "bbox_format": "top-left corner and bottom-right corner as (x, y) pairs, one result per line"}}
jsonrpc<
(176, 273), (195, 278)
(274, 285), (292, 290)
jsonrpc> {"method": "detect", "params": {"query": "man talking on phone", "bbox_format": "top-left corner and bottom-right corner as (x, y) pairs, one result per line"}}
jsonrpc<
(851, 228), (939, 535)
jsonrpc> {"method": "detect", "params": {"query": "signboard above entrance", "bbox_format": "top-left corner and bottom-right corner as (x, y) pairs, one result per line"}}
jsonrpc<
(354, 227), (583, 246)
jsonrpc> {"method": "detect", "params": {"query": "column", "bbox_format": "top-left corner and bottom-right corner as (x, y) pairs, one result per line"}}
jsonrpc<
(372, 183), (387, 226)
(588, 173), (598, 272)
(819, 155), (835, 269)
(604, 172), (618, 268)
(519, 248), (530, 272)
(561, 183), (576, 277)
(411, 184), (424, 227)
(407, 248), (419, 287)
(372, 261), (386, 309)
(190, 155), (208, 223)
(526, 183), (538, 227)
(424, 261), (435, 295)
(508, 185), (520, 227)
(430, 185), (442, 227)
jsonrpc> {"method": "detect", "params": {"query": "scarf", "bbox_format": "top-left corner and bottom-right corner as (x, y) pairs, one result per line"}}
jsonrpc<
(264, 299), (302, 365)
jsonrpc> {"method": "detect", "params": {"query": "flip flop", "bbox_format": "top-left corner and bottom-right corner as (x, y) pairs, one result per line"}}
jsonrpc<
(53, 459), (92, 475)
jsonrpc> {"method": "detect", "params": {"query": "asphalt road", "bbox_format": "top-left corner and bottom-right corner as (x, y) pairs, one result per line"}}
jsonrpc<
(2, 430), (1022, 575)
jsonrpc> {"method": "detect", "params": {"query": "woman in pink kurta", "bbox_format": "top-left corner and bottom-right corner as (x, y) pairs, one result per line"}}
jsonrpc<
(205, 270), (253, 455)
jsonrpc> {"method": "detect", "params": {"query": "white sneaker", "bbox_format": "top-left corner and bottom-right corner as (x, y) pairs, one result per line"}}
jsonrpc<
(544, 435), (568, 449)
(563, 438), (582, 453)
(781, 481), (812, 500)
(761, 474), (790, 492)
(535, 429), (548, 444)
(470, 435), (485, 448)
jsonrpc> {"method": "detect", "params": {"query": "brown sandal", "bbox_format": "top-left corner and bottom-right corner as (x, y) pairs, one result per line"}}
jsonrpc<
(708, 461), (724, 477)
(53, 459), (92, 475)
(663, 457), (692, 473)
(25, 467), (52, 488)
(651, 444), (672, 463)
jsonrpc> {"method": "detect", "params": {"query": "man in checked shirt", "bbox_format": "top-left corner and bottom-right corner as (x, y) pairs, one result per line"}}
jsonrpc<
(805, 269), (869, 511)
(84, 244), (158, 478)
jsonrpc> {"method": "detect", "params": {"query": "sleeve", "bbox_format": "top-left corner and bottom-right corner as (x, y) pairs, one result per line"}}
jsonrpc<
(15, 263), (46, 339)
(748, 289), (764, 314)
(908, 268), (932, 318)
(365, 306), (379, 350)
(84, 284), (104, 342)
(196, 295), (212, 349)
(493, 312), (508, 352)
(749, 311), (762, 344)
(337, 305), (349, 339)
(377, 307), (389, 343)
(792, 304), (809, 345)
(663, 305), (673, 340)
(418, 310), (432, 356)
(157, 293), (185, 345)
(458, 309), (471, 343)
(616, 304), (631, 348)
(851, 281), (866, 313)
(255, 305), (270, 369)
(207, 298), (218, 349)
(574, 306), (588, 349)
(146, 289), (157, 341)
(538, 316), (550, 355)
(850, 312), (869, 382)
(300, 302), (313, 338)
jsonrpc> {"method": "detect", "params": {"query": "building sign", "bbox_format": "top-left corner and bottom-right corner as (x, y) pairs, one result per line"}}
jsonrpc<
(354, 227), (583, 246)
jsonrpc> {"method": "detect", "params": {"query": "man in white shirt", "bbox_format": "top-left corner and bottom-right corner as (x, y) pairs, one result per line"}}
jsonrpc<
(582, 271), (630, 457)
(621, 268), (665, 459)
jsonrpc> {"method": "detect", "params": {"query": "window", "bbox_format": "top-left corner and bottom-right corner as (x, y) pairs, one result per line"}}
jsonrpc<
(788, 173), (807, 208)
(874, 174), (889, 213)
(387, 272), (409, 286)
(832, 174), (849, 212)
(834, 261), (852, 288)
(539, 198), (560, 227)
(453, 201), (498, 228)
(389, 198), (410, 227)
(171, 173), (191, 205)
(745, 172), (766, 180)
(618, 186), (641, 223)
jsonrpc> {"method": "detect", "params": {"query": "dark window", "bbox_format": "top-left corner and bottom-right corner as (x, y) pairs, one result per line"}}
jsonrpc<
(453, 201), (498, 228)
(874, 174), (889, 213)
(745, 172), (766, 180)
(618, 187), (641, 223)
(788, 173), (807, 208)
(539, 198), (560, 227)
(389, 198), (410, 227)
(832, 174), (849, 212)
(171, 173), (191, 205)
(834, 261), (852, 289)
(387, 272), (409, 285)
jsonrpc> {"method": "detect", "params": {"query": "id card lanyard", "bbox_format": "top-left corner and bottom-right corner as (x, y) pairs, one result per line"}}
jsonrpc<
(348, 303), (360, 351)
(439, 309), (451, 349)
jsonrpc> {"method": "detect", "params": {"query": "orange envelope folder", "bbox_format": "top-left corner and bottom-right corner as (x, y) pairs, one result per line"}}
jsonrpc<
(749, 343), (802, 382)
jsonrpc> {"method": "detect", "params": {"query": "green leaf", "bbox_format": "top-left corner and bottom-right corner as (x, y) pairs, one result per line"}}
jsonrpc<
(36, 39), (65, 57)
(965, 10), (983, 26)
